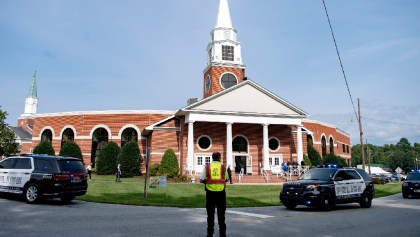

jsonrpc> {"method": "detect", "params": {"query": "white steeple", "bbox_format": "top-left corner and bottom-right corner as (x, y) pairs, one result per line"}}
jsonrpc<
(22, 71), (38, 118)
(206, 0), (244, 68)
(215, 0), (233, 28)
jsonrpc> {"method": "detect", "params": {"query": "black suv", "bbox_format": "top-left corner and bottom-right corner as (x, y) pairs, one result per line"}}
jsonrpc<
(402, 170), (420, 198)
(0, 154), (88, 203)
(280, 166), (375, 211)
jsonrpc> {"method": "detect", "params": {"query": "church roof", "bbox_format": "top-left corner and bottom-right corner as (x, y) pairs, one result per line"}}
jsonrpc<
(177, 80), (309, 118)
(9, 126), (32, 140)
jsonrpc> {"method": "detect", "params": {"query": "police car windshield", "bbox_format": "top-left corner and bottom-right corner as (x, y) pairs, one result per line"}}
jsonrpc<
(299, 168), (337, 181)
(406, 172), (420, 181)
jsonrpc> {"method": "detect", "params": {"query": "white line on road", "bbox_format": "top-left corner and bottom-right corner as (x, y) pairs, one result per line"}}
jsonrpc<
(226, 210), (274, 219)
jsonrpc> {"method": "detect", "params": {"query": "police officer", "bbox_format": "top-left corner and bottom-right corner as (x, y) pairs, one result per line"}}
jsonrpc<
(200, 152), (227, 237)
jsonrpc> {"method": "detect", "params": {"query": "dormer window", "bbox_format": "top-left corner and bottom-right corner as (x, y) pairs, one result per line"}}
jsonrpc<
(222, 45), (234, 61)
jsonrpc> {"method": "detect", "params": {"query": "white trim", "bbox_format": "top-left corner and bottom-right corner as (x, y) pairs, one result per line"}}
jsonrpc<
(219, 71), (238, 89)
(185, 113), (302, 126)
(268, 137), (280, 152)
(232, 134), (249, 153)
(60, 125), (77, 138)
(89, 125), (112, 139)
(118, 124), (141, 139)
(35, 110), (175, 118)
(197, 135), (212, 151)
(39, 126), (55, 139)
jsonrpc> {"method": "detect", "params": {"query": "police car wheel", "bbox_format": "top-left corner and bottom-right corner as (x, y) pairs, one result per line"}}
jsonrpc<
(60, 195), (75, 204)
(402, 192), (408, 199)
(319, 193), (335, 211)
(24, 183), (41, 204)
(359, 191), (372, 208)
(283, 202), (297, 210)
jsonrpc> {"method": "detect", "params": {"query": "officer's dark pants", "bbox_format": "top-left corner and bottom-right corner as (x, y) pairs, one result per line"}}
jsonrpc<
(206, 189), (226, 236)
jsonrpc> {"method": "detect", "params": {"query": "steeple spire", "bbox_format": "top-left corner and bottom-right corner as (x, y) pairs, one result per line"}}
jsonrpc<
(215, 0), (233, 29)
(28, 70), (38, 98)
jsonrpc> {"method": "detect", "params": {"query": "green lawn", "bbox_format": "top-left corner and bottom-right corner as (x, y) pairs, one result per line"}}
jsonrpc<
(77, 174), (402, 207)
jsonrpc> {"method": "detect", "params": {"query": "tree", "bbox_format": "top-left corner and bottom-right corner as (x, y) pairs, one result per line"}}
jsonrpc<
(0, 108), (18, 157)
(307, 144), (322, 166)
(59, 141), (83, 163)
(323, 153), (347, 167)
(158, 148), (179, 178)
(33, 141), (55, 155)
(96, 142), (120, 175)
(117, 141), (142, 177)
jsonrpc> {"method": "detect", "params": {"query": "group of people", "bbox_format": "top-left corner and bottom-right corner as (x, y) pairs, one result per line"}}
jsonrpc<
(85, 163), (122, 182)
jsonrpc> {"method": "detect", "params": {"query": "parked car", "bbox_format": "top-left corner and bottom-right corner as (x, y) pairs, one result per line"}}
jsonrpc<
(0, 154), (88, 203)
(402, 170), (420, 198)
(280, 166), (375, 211)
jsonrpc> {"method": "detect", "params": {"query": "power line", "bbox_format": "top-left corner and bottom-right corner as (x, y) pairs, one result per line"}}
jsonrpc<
(322, 0), (359, 122)
(363, 117), (420, 127)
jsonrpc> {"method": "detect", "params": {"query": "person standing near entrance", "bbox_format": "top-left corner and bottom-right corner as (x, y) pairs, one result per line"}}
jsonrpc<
(115, 163), (121, 182)
(227, 165), (233, 184)
(200, 152), (227, 237)
(86, 163), (92, 180)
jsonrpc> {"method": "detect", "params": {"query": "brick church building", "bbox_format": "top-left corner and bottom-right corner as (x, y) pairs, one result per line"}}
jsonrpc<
(15, 0), (351, 177)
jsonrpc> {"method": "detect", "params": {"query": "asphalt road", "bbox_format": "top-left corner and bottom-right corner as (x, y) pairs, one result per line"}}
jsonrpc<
(0, 194), (419, 237)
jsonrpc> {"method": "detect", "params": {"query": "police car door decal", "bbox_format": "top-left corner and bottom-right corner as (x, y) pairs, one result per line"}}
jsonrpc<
(334, 170), (366, 199)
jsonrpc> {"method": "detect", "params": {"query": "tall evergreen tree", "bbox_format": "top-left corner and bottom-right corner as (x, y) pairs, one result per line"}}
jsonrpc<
(159, 148), (179, 178)
(33, 141), (55, 155)
(59, 141), (84, 163)
(117, 141), (142, 177)
(96, 142), (120, 175)
(0, 108), (18, 157)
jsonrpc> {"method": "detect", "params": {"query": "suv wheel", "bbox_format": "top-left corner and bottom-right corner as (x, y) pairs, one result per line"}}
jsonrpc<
(24, 183), (41, 204)
(60, 195), (75, 204)
(359, 191), (372, 208)
(319, 193), (335, 211)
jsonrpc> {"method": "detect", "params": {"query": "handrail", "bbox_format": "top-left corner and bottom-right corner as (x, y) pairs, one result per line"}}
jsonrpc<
(261, 168), (269, 183)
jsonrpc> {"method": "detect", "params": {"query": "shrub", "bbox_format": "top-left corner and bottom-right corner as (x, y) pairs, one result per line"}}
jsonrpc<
(303, 154), (312, 167)
(158, 148), (179, 178)
(149, 163), (160, 176)
(323, 153), (348, 167)
(33, 141), (55, 155)
(307, 144), (322, 166)
(173, 174), (188, 182)
(59, 141), (83, 164)
(96, 142), (120, 175)
(117, 141), (142, 178)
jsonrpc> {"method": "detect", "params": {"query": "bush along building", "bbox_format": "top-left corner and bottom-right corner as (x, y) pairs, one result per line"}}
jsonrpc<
(16, 0), (351, 182)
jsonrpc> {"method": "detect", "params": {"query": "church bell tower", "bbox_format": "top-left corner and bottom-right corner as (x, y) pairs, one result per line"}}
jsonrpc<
(203, 0), (246, 98)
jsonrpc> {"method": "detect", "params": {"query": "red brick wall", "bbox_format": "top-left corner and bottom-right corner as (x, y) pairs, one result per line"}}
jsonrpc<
(203, 66), (245, 98)
(303, 120), (351, 165)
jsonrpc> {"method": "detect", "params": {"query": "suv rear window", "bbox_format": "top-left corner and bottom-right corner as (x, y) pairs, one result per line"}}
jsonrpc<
(58, 160), (85, 173)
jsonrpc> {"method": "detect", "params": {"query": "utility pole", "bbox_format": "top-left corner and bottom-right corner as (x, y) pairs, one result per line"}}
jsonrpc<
(358, 98), (365, 170)
(366, 139), (371, 175)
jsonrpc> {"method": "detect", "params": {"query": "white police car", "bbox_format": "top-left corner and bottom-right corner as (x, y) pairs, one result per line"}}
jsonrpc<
(280, 165), (375, 211)
(0, 154), (88, 203)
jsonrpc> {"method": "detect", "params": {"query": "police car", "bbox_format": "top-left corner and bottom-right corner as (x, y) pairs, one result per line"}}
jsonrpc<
(0, 154), (88, 204)
(402, 170), (420, 198)
(280, 165), (375, 211)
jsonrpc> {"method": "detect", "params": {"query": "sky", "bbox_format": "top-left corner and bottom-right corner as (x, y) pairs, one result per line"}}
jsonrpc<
(0, 0), (419, 146)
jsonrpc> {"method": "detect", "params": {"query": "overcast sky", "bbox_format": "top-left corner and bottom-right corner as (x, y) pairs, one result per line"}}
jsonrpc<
(1, 0), (419, 146)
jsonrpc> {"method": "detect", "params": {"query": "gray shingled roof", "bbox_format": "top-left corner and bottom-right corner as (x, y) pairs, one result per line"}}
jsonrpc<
(9, 126), (32, 140)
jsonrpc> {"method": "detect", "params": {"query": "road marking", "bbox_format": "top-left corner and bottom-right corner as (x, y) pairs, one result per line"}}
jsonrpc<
(226, 210), (274, 219)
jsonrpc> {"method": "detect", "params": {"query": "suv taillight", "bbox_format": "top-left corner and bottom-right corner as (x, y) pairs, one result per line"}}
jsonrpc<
(53, 173), (70, 181)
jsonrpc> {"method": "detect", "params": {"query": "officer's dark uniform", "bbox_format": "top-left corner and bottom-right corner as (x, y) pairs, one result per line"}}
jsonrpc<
(201, 152), (227, 237)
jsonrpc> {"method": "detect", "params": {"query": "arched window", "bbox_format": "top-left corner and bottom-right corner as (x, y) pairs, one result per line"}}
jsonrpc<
(321, 136), (327, 157)
(232, 136), (248, 153)
(41, 129), (53, 143)
(91, 128), (109, 166)
(121, 128), (138, 147)
(329, 137), (334, 154)
(61, 128), (75, 147)
(307, 135), (313, 147)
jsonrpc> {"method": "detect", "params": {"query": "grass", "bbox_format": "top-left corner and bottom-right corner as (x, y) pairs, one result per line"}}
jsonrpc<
(77, 174), (402, 207)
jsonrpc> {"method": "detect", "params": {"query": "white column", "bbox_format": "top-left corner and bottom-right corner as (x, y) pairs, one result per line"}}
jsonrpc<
(297, 125), (303, 165)
(226, 122), (233, 168)
(262, 123), (269, 171)
(187, 121), (195, 174)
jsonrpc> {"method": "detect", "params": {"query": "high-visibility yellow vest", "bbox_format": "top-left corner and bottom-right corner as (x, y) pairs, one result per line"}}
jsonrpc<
(205, 162), (226, 192)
